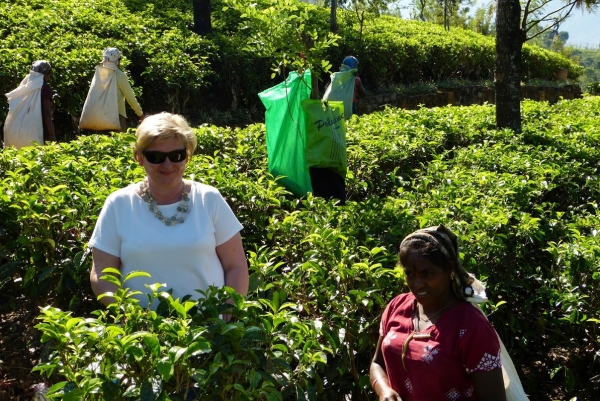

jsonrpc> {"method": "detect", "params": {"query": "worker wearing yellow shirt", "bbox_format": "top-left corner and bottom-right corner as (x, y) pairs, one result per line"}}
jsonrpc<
(101, 47), (144, 132)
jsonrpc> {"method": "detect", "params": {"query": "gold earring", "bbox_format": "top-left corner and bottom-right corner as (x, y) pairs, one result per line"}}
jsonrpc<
(450, 272), (455, 280)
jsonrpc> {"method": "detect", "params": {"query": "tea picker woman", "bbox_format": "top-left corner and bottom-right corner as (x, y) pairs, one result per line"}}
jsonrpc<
(101, 48), (144, 132)
(89, 112), (249, 308)
(79, 48), (144, 133)
(370, 225), (529, 400)
(3, 60), (56, 148)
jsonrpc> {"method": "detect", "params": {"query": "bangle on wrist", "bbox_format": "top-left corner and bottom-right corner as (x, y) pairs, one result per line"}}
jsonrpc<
(371, 377), (388, 389)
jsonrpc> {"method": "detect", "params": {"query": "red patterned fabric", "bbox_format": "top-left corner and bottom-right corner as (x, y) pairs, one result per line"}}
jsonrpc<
(353, 76), (362, 104)
(379, 293), (501, 401)
(41, 81), (54, 141)
(41, 81), (53, 103)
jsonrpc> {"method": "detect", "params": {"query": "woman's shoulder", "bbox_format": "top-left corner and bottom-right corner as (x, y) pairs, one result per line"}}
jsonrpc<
(105, 183), (138, 202)
(190, 180), (217, 190)
(449, 301), (497, 332)
(381, 293), (414, 327)
(387, 293), (415, 311)
(190, 181), (229, 199)
(455, 301), (489, 318)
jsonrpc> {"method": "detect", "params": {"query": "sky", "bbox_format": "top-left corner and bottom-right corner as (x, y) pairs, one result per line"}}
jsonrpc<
(391, 0), (600, 49)
(558, 7), (600, 48)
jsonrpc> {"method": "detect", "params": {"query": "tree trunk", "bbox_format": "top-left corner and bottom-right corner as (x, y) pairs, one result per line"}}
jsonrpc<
(192, 0), (212, 35)
(444, 0), (449, 31)
(311, 71), (320, 99)
(495, 0), (523, 132)
(330, 0), (338, 34)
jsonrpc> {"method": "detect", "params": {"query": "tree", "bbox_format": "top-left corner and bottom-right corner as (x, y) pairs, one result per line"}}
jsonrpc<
(331, 0), (339, 33)
(410, 0), (475, 30)
(495, 0), (523, 132)
(343, 0), (395, 39)
(495, 0), (597, 132)
(192, 0), (212, 35)
(468, 1), (496, 35)
(223, 0), (339, 99)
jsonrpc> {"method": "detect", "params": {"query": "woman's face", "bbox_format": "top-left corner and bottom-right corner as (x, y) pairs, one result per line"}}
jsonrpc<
(402, 253), (453, 309)
(137, 137), (188, 190)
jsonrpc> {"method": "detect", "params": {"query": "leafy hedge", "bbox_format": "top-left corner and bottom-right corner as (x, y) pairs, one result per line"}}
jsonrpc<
(2, 97), (600, 399)
(330, 14), (582, 88)
(0, 0), (211, 123)
(0, 0), (581, 129)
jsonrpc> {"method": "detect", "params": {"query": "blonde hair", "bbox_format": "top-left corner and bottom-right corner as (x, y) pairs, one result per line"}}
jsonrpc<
(133, 112), (197, 159)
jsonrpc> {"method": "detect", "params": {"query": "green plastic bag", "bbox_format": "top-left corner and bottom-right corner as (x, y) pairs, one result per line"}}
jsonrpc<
(258, 70), (313, 196)
(302, 99), (347, 178)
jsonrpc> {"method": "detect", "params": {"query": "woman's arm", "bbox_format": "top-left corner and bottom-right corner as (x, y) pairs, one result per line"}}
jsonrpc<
(370, 336), (402, 401)
(42, 98), (56, 142)
(116, 70), (143, 117)
(356, 77), (367, 98)
(216, 232), (249, 296)
(90, 248), (122, 306)
(471, 368), (507, 401)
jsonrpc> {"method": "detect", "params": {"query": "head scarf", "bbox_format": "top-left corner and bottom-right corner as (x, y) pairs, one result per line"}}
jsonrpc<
(342, 55), (359, 69)
(400, 224), (487, 303)
(31, 60), (52, 75)
(103, 47), (122, 63)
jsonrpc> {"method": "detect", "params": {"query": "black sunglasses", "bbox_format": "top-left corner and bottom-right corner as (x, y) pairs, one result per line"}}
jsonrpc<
(142, 148), (187, 164)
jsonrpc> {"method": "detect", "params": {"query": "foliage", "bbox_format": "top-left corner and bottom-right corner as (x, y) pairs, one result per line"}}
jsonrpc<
(571, 46), (600, 92)
(2, 96), (600, 398)
(34, 270), (326, 400)
(407, 0), (475, 31)
(341, 0), (395, 40)
(587, 81), (600, 95)
(522, 42), (584, 82)
(223, 0), (338, 83)
(335, 14), (580, 89)
(465, 1), (495, 36)
(0, 0), (581, 128)
(530, 30), (571, 53)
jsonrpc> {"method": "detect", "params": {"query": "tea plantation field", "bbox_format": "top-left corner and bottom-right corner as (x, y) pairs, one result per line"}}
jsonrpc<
(1, 97), (599, 399)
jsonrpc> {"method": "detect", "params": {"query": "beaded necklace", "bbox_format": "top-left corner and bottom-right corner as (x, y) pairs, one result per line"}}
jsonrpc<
(139, 178), (190, 226)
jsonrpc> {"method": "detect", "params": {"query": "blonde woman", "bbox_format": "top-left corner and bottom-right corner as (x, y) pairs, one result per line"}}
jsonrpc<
(89, 112), (248, 308)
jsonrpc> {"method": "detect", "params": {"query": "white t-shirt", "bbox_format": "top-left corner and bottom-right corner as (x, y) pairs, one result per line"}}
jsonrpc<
(89, 181), (243, 307)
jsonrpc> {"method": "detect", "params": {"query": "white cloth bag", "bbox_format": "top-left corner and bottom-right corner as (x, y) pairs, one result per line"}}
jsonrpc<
(468, 276), (530, 400)
(3, 72), (45, 148)
(79, 64), (120, 130)
(499, 338), (530, 400)
(322, 66), (357, 120)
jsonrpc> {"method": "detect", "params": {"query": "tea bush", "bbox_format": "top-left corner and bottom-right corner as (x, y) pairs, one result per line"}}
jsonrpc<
(34, 273), (327, 400)
(1, 96), (599, 399)
(0, 0), (580, 127)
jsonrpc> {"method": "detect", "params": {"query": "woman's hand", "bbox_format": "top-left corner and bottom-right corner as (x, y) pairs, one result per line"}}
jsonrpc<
(377, 387), (402, 401)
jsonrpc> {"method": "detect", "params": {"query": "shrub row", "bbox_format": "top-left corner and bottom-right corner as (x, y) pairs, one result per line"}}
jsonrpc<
(0, 0), (581, 130)
(2, 97), (600, 398)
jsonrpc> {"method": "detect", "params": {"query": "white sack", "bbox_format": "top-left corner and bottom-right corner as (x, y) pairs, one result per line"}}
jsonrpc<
(79, 65), (120, 130)
(3, 72), (45, 149)
(322, 67), (357, 120)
